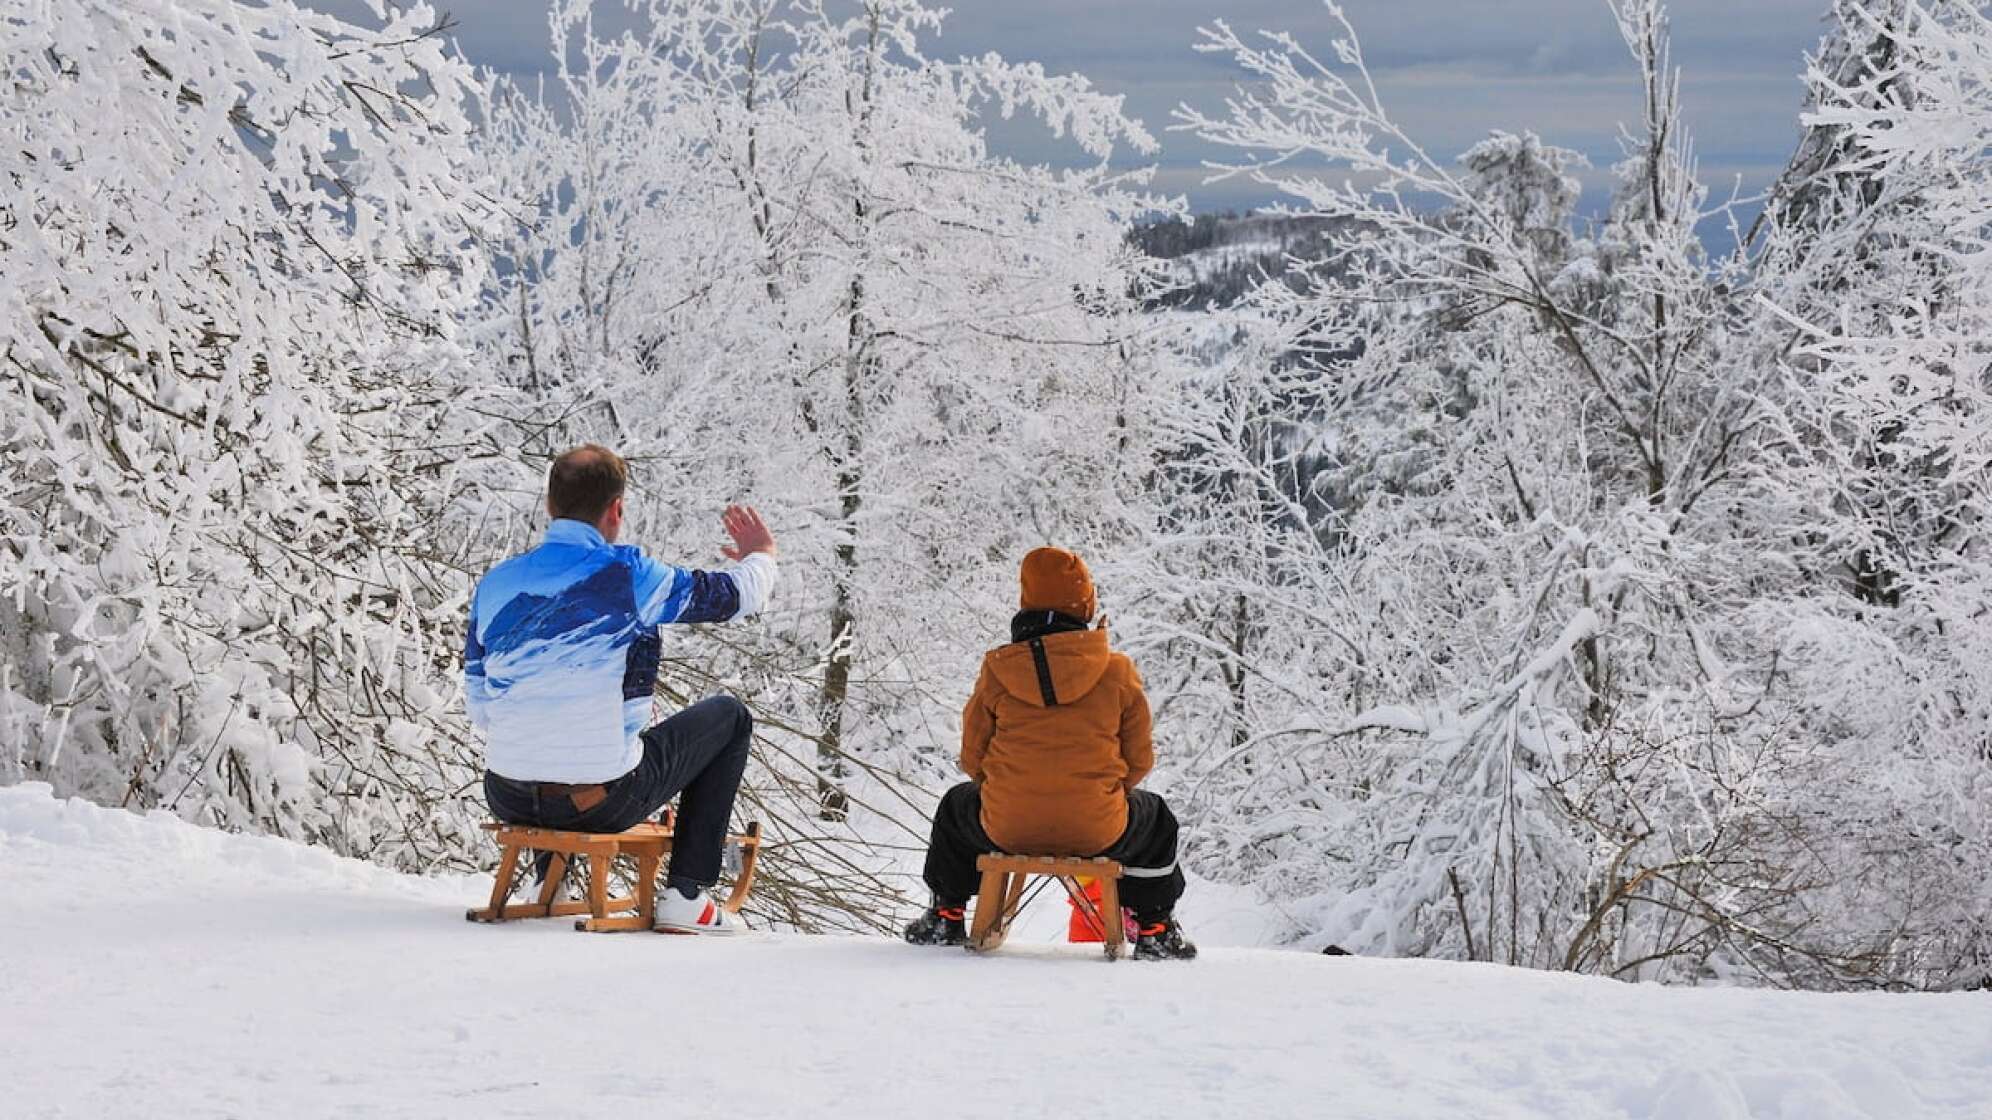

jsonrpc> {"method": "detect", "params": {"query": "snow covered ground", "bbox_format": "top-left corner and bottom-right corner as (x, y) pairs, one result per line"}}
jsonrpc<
(4, 782), (1988, 1120)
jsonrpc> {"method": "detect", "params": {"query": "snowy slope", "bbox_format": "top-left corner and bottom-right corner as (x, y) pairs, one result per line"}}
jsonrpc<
(4, 783), (1988, 1120)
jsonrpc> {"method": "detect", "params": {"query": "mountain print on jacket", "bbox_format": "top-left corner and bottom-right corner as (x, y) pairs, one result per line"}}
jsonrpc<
(464, 519), (776, 783)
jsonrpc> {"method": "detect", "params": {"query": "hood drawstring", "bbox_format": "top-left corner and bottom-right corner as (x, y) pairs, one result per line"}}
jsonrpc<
(1028, 638), (1060, 707)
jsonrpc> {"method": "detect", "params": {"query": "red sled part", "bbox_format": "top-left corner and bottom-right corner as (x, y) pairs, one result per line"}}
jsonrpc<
(1067, 876), (1136, 943)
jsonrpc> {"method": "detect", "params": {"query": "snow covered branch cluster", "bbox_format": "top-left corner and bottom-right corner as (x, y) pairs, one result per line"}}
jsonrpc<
(2, 0), (1170, 932)
(464, 0), (1171, 928)
(1163, 0), (1992, 987)
(1, 0), (502, 865)
(5, 0), (1991, 985)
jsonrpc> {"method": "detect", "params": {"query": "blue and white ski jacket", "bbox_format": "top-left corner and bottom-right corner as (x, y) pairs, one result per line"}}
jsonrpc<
(463, 519), (778, 783)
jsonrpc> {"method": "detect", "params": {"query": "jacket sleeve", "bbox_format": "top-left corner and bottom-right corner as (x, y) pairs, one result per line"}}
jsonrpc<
(632, 550), (778, 625)
(463, 589), (491, 733)
(960, 662), (998, 781)
(1118, 658), (1154, 790)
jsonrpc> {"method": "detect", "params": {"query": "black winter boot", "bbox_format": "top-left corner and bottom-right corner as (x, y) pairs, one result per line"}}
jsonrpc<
(1133, 916), (1198, 961)
(903, 904), (969, 946)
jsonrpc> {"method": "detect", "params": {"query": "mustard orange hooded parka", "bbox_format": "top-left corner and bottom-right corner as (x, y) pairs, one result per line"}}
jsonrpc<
(960, 548), (1154, 855)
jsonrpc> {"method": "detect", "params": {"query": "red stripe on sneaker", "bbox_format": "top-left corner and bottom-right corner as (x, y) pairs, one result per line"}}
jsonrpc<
(699, 900), (716, 926)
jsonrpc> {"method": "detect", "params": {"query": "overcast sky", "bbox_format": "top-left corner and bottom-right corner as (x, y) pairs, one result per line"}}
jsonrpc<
(311, 1), (1833, 222)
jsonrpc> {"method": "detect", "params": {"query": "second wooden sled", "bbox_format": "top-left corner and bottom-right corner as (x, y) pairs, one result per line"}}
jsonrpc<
(968, 853), (1126, 961)
(465, 816), (763, 933)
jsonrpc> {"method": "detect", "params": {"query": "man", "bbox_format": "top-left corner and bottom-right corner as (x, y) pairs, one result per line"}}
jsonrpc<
(464, 445), (777, 934)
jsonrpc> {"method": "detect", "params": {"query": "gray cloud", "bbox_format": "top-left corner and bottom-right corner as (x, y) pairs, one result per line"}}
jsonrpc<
(946, 0), (1827, 240)
(306, 0), (1832, 223)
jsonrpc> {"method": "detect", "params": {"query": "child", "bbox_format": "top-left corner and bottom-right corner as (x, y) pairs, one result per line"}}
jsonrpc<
(903, 547), (1196, 960)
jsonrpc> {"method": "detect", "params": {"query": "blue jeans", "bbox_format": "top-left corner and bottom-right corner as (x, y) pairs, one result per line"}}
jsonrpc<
(484, 695), (752, 889)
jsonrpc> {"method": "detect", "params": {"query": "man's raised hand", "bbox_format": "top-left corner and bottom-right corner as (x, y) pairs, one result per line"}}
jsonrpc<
(721, 505), (777, 561)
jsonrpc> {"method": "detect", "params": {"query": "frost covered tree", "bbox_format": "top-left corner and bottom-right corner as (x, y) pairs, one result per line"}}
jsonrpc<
(16, 0), (1989, 985)
(0, 1), (499, 866)
(1748, 0), (1992, 986)
(470, 0), (1171, 924)
(1173, 0), (1979, 985)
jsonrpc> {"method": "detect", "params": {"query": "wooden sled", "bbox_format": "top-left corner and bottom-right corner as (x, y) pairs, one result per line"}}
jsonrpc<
(465, 812), (762, 933)
(969, 853), (1126, 961)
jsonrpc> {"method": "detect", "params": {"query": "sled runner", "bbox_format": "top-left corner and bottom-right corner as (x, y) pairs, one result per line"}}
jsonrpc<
(969, 853), (1126, 961)
(465, 812), (762, 932)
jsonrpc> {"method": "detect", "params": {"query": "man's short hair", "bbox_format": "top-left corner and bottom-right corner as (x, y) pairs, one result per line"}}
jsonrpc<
(547, 444), (628, 523)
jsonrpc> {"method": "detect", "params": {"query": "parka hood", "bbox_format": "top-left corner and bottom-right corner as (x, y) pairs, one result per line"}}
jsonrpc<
(985, 627), (1112, 709)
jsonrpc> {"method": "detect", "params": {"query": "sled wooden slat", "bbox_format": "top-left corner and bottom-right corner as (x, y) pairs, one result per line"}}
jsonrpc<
(1097, 874), (1123, 958)
(465, 814), (764, 932)
(485, 842), (521, 917)
(479, 821), (673, 845)
(587, 851), (611, 922)
(484, 898), (638, 920)
(969, 854), (1125, 961)
(722, 821), (764, 915)
(534, 853), (570, 915)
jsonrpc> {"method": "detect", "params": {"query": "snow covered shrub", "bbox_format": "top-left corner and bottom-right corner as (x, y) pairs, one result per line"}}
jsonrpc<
(0, 0), (499, 867)
(1749, 0), (1992, 985)
(14, 0), (1987, 976)
(1174, 0), (1992, 986)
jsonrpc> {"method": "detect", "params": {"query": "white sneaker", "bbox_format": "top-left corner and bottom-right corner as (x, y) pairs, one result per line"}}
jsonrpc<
(654, 886), (744, 935)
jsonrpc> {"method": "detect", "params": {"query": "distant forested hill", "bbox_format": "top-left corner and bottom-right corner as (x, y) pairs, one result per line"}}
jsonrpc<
(1130, 211), (1352, 309)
